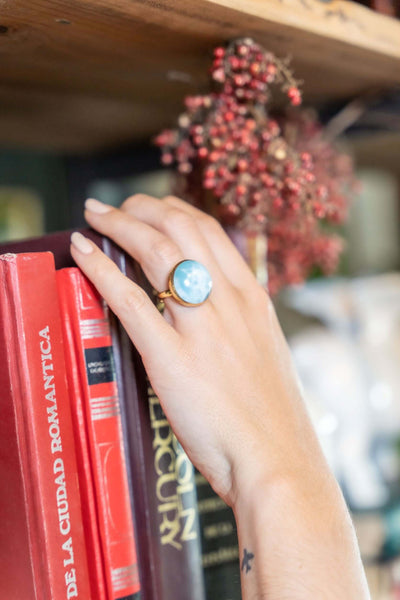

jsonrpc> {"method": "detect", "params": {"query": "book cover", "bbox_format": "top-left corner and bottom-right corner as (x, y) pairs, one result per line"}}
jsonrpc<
(57, 266), (141, 600)
(0, 252), (91, 599)
(0, 229), (206, 600)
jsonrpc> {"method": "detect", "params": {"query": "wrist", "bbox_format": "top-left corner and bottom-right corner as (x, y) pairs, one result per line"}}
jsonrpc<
(231, 464), (370, 600)
(228, 420), (337, 511)
(231, 456), (344, 527)
(235, 469), (346, 532)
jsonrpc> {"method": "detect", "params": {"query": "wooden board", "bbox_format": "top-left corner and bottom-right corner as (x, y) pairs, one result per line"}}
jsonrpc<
(0, 0), (399, 153)
(349, 131), (400, 173)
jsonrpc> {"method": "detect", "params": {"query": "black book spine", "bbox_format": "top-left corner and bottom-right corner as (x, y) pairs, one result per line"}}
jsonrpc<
(196, 472), (242, 600)
(105, 237), (205, 600)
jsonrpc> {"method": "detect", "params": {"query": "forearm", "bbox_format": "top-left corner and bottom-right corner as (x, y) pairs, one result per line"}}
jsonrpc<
(233, 472), (370, 600)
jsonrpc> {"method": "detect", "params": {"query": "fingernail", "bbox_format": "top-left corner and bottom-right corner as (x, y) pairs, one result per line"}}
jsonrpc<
(71, 232), (94, 254)
(85, 198), (113, 214)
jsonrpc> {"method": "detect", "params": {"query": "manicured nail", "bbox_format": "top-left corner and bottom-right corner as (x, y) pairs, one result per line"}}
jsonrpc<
(71, 232), (94, 254)
(85, 198), (113, 214)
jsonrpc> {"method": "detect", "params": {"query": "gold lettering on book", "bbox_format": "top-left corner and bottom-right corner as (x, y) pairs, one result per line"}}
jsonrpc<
(39, 326), (78, 598)
(202, 546), (240, 568)
(148, 385), (197, 549)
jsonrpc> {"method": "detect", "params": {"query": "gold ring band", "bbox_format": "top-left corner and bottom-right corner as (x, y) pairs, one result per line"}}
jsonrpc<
(157, 290), (173, 300)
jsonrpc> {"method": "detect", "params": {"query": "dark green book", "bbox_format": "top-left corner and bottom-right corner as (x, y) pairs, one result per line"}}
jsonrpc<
(196, 471), (242, 600)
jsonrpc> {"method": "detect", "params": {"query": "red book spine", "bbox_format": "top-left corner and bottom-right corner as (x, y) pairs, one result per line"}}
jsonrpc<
(0, 252), (91, 599)
(56, 272), (108, 600)
(57, 267), (141, 600)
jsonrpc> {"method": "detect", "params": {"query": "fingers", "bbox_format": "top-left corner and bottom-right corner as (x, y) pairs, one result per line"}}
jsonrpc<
(122, 194), (259, 294)
(84, 199), (184, 295)
(83, 197), (233, 309)
(119, 194), (212, 258)
(69, 231), (180, 364)
(81, 194), (269, 348)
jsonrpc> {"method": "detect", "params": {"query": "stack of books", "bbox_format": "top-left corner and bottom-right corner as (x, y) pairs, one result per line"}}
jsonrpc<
(0, 230), (209, 600)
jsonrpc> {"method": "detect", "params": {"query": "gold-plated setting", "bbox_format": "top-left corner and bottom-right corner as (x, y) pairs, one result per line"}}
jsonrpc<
(157, 260), (212, 307)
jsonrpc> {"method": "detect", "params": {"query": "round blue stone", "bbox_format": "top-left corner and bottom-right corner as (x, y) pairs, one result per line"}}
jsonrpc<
(172, 260), (212, 305)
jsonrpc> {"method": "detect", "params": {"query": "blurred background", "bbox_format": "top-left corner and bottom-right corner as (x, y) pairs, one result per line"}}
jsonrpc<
(1, 0), (400, 596)
(1, 122), (400, 598)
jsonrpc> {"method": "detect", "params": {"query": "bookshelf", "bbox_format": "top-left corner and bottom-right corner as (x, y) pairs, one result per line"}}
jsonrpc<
(1, 2), (400, 599)
(0, 0), (399, 152)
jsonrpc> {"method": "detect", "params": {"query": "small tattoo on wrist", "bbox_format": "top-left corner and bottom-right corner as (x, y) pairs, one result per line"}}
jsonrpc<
(241, 548), (254, 574)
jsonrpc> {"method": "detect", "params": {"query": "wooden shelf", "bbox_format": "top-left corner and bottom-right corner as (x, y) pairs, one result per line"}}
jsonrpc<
(1, 0), (400, 153)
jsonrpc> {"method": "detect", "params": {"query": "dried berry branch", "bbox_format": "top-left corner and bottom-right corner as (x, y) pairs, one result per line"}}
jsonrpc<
(155, 38), (357, 294)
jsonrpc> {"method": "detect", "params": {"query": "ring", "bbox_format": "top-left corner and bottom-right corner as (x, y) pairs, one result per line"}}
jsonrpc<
(157, 259), (213, 307)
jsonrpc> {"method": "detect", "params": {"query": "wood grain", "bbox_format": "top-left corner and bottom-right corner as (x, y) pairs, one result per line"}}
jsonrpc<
(0, 0), (399, 152)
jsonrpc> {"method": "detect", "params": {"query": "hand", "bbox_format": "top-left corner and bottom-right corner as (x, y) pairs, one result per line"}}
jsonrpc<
(71, 194), (317, 503)
(70, 194), (370, 600)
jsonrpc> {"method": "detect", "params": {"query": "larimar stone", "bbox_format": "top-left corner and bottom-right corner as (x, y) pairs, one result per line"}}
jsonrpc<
(172, 260), (212, 305)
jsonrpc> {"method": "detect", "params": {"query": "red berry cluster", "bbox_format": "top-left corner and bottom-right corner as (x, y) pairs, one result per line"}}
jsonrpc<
(210, 38), (301, 106)
(155, 38), (355, 294)
(267, 221), (345, 295)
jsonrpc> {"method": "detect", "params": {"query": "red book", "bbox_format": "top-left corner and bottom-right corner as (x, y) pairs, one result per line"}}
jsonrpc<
(57, 267), (141, 600)
(0, 252), (92, 599)
(0, 230), (205, 600)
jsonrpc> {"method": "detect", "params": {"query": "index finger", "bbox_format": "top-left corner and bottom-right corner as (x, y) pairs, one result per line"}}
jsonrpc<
(70, 231), (180, 366)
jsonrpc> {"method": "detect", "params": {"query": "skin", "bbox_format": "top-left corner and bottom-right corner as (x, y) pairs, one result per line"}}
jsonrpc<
(70, 194), (370, 600)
